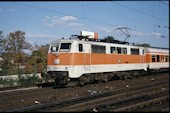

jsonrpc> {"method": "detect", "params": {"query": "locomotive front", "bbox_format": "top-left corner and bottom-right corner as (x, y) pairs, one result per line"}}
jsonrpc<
(47, 40), (73, 86)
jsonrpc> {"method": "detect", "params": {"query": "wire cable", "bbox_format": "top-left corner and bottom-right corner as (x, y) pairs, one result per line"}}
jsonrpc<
(11, 2), (168, 39)
(112, 1), (168, 23)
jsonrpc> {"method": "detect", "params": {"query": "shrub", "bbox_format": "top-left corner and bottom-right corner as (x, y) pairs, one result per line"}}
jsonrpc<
(18, 74), (39, 86)
(0, 78), (17, 87)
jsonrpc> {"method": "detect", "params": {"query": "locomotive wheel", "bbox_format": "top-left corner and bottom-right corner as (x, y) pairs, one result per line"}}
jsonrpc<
(62, 76), (68, 85)
(79, 76), (85, 86)
(101, 73), (108, 82)
(54, 76), (68, 87)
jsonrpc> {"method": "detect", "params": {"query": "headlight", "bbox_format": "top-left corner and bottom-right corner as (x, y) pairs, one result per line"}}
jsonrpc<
(54, 59), (60, 64)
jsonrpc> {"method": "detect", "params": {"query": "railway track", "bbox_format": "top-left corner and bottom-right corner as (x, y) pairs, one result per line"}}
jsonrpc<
(6, 78), (169, 112)
(1, 72), (168, 111)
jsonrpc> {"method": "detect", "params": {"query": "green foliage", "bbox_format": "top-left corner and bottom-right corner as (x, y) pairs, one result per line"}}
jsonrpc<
(103, 36), (115, 42)
(0, 78), (17, 87)
(1, 30), (48, 77)
(0, 30), (32, 75)
(136, 43), (151, 47)
(18, 75), (39, 86)
(0, 31), (5, 52)
(0, 75), (40, 87)
(5, 31), (31, 52)
(0, 30), (49, 88)
(25, 44), (49, 74)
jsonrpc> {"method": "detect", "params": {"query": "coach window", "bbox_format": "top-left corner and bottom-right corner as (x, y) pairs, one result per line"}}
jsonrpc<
(111, 47), (116, 54)
(152, 55), (155, 62)
(156, 55), (160, 62)
(117, 47), (122, 54)
(79, 44), (83, 52)
(163, 55), (166, 62)
(122, 48), (127, 54)
(161, 55), (164, 62)
(165, 56), (168, 62)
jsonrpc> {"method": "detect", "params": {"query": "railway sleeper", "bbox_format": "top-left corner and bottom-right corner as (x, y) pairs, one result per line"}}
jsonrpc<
(116, 96), (169, 112)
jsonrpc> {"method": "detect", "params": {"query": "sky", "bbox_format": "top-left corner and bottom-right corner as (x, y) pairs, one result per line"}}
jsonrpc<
(0, 1), (169, 48)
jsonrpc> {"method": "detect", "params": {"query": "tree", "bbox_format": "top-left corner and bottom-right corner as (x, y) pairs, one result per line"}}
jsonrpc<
(136, 43), (150, 47)
(24, 44), (49, 74)
(0, 31), (6, 54)
(103, 36), (115, 42)
(0, 30), (32, 75)
(5, 31), (31, 53)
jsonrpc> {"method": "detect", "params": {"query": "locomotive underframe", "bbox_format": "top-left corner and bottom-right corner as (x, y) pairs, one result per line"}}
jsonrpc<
(46, 71), (69, 85)
(46, 69), (147, 86)
(46, 67), (169, 87)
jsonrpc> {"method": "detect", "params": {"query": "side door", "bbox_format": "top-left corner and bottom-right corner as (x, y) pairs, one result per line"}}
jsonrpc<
(83, 43), (91, 71)
(140, 49), (144, 68)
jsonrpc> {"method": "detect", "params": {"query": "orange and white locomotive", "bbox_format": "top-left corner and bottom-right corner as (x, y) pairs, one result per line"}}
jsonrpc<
(47, 31), (169, 86)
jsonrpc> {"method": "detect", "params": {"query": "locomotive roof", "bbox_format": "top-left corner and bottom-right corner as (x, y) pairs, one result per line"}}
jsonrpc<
(145, 47), (169, 53)
(54, 39), (144, 48)
(51, 39), (169, 53)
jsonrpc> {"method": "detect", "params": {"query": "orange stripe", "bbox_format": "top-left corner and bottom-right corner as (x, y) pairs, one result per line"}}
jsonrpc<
(47, 53), (147, 65)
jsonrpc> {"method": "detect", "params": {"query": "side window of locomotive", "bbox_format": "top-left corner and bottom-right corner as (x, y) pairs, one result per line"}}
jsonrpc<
(117, 47), (122, 54)
(92, 45), (106, 54)
(122, 48), (127, 54)
(131, 48), (139, 55)
(50, 43), (59, 52)
(110, 47), (116, 54)
(79, 44), (83, 52)
(60, 43), (71, 52)
(157, 55), (160, 62)
(152, 55), (156, 62)
(143, 49), (145, 55)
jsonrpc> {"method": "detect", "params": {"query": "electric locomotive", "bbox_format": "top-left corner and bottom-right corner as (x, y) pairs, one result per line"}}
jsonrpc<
(46, 31), (169, 86)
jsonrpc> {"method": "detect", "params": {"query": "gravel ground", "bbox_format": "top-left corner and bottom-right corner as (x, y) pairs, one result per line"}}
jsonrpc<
(0, 73), (169, 112)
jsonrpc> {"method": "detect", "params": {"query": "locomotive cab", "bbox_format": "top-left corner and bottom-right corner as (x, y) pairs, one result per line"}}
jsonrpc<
(50, 41), (72, 54)
(47, 38), (92, 86)
(47, 40), (74, 86)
